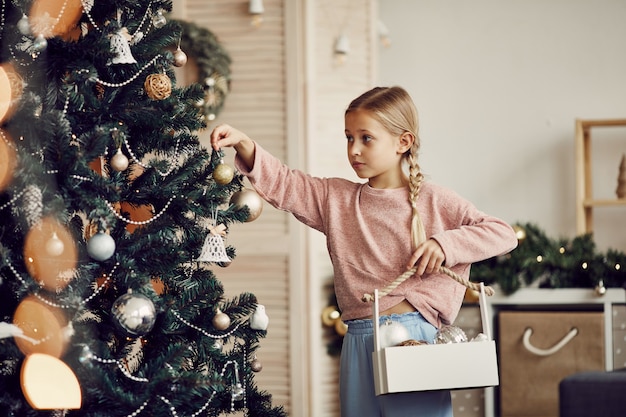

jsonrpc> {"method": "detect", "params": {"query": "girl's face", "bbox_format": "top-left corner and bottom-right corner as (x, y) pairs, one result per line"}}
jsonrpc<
(344, 109), (413, 189)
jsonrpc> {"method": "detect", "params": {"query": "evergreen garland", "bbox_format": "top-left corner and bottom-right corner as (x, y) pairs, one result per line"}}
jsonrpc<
(471, 223), (626, 295)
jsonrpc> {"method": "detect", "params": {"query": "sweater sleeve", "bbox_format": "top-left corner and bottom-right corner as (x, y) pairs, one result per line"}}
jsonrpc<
(234, 142), (329, 233)
(428, 187), (518, 267)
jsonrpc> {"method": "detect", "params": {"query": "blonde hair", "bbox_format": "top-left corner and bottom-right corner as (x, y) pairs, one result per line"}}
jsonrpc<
(346, 86), (426, 250)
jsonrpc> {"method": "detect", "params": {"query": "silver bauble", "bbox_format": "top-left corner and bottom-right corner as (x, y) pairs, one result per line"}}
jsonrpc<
(87, 232), (116, 261)
(230, 189), (263, 222)
(434, 325), (468, 344)
(173, 48), (188, 67)
(111, 292), (157, 336)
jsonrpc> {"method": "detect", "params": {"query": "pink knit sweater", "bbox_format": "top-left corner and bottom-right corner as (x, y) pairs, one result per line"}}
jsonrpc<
(235, 143), (518, 327)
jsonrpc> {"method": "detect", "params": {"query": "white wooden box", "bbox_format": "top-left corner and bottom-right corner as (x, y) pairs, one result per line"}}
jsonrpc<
(371, 285), (499, 395)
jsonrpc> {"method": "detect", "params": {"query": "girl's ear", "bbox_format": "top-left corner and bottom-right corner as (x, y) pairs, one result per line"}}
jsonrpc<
(397, 132), (415, 154)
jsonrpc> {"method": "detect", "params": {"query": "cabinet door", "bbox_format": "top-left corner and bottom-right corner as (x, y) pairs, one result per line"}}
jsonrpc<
(499, 311), (604, 417)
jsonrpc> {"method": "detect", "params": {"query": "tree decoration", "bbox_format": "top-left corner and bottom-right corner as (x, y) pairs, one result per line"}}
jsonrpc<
(172, 46), (188, 67)
(86, 230), (116, 262)
(213, 159), (235, 185)
(230, 188), (263, 222)
(110, 292), (157, 337)
(110, 147), (130, 172)
(144, 73), (172, 100)
(212, 308), (231, 331)
(174, 19), (231, 122)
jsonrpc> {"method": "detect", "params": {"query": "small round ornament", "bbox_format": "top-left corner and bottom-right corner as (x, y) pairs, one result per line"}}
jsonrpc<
(173, 47), (188, 67)
(434, 325), (468, 344)
(213, 161), (234, 185)
(250, 356), (263, 372)
(212, 309), (231, 330)
(110, 148), (129, 172)
(144, 73), (172, 100)
(379, 320), (410, 348)
(111, 292), (157, 336)
(249, 304), (269, 330)
(231, 383), (244, 401)
(18, 14), (31, 35)
(230, 189), (263, 222)
(87, 231), (116, 261)
(45, 232), (65, 257)
(24, 216), (77, 291)
(152, 10), (167, 28)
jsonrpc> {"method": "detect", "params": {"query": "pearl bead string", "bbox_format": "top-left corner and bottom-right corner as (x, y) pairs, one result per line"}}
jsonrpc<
(0, 0), (5, 43)
(79, 0), (154, 42)
(85, 350), (149, 383)
(105, 195), (176, 226)
(0, 188), (26, 212)
(123, 133), (183, 178)
(6, 260), (119, 309)
(90, 54), (162, 88)
(171, 309), (241, 339)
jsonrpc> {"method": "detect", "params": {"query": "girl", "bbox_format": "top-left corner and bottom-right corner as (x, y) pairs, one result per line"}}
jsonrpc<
(210, 86), (518, 417)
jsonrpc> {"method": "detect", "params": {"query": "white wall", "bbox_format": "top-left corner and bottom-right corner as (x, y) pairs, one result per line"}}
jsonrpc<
(379, 0), (626, 251)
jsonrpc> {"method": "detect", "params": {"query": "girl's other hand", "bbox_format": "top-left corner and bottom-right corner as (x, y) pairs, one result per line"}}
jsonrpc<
(407, 239), (445, 276)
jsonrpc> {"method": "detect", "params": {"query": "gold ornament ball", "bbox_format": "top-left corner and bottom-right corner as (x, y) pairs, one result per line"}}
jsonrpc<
(173, 48), (188, 67)
(110, 149), (129, 172)
(250, 358), (263, 372)
(212, 310), (231, 330)
(230, 189), (263, 222)
(213, 163), (235, 185)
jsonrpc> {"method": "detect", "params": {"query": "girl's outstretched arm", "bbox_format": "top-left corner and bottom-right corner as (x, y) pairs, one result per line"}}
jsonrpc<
(210, 124), (256, 170)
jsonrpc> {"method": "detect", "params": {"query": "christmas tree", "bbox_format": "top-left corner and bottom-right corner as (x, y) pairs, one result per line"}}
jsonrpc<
(0, 1), (285, 416)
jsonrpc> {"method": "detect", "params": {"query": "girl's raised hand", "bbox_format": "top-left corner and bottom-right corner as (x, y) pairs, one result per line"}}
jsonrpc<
(210, 124), (249, 151)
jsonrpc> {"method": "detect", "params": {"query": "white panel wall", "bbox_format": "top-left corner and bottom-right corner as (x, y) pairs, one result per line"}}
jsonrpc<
(379, 0), (626, 251)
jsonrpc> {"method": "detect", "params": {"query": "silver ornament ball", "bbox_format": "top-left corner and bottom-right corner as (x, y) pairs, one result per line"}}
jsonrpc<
(111, 292), (157, 336)
(434, 325), (468, 344)
(87, 232), (116, 261)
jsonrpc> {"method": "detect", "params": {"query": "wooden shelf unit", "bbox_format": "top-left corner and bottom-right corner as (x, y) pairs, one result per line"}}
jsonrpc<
(574, 118), (626, 235)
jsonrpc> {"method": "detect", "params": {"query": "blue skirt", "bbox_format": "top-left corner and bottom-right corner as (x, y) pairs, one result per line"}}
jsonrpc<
(340, 312), (453, 417)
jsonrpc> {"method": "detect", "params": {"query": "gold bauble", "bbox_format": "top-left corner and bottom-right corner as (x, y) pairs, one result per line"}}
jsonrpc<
(230, 189), (263, 222)
(173, 47), (188, 67)
(213, 163), (234, 185)
(212, 310), (231, 330)
(144, 73), (172, 100)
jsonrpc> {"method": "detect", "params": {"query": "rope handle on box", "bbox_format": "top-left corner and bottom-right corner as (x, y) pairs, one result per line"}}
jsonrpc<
(361, 265), (494, 303)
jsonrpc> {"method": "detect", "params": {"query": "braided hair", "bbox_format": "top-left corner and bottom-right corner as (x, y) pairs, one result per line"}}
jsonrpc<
(345, 86), (426, 250)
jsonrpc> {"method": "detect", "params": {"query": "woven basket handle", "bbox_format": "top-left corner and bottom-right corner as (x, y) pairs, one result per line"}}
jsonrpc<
(361, 265), (494, 303)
